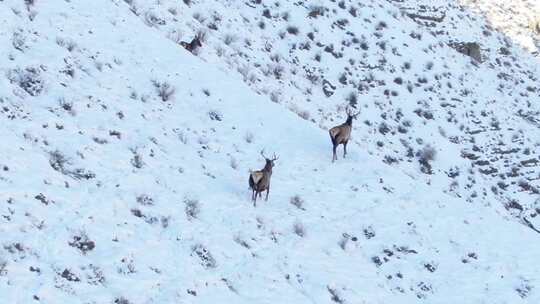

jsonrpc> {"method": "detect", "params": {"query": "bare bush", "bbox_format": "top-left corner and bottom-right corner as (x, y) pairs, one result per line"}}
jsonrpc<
(286, 25), (299, 35)
(8, 66), (44, 96)
(136, 194), (154, 206)
(262, 8), (272, 19)
(417, 145), (436, 174)
(230, 156), (238, 170)
(338, 235), (348, 250)
(244, 132), (254, 143)
(290, 195), (305, 210)
(293, 221), (306, 237)
(144, 10), (166, 27)
(56, 37), (77, 52)
(270, 91), (281, 103)
(48, 150), (95, 180)
(49, 150), (70, 173)
(12, 30), (26, 51)
(185, 197), (200, 220)
(346, 91), (357, 107)
(68, 232), (95, 255)
(114, 297), (132, 304)
(297, 109), (310, 120)
(349, 6), (358, 17)
(58, 97), (76, 116)
(327, 286), (345, 303)
(167, 7), (178, 16)
(308, 5), (325, 18)
(152, 80), (175, 102)
(208, 110), (222, 121)
(223, 34), (237, 46)
(191, 244), (217, 268)
(0, 260), (7, 276)
(130, 149), (145, 169)
(270, 64), (284, 79)
(177, 130), (188, 144)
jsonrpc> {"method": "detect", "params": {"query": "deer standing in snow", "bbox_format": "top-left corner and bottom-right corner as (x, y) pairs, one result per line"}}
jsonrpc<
(180, 33), (203, 53)
(249, 150), (278, 206)
(329, 107), (360, 162)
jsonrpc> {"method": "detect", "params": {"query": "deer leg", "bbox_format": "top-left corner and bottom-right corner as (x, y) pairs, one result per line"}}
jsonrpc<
(253, 191), (258, 206)
(332, 144), (337, 162)
(265, 186), (270, 201)
(343, 141), (348, 158)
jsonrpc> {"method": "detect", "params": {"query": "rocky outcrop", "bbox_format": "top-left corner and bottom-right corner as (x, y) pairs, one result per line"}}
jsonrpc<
(449, 42), (482, 62)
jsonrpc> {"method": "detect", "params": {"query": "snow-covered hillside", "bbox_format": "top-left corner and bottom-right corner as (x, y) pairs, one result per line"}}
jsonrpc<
(1, 0), (540, 303)
(124, 0), (540, 231)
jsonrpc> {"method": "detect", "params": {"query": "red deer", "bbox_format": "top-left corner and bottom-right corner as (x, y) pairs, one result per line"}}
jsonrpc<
(329, 107), (360, 162)
(249, 150), (278, 206)
(180, 33), (203, 53)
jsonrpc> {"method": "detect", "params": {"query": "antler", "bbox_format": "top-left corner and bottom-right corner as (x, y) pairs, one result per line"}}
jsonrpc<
(195, 30), (206, 41)
(261, 149), (278, 161)
(353, 108), (360, 118)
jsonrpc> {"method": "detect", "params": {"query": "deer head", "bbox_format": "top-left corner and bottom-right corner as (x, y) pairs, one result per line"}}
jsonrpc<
(345, 106), (360, 125)
(192, 36), (202, 48)
(346, 106), (360, 119)
(193, 32), (205, 47)
(261, 150), (279, 168)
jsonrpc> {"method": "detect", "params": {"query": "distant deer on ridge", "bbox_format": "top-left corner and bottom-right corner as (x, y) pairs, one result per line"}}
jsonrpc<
(180, 32), (204, 53)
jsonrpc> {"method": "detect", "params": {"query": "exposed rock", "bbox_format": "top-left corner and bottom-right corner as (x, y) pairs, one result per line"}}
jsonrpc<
(450, 42), (482, 62)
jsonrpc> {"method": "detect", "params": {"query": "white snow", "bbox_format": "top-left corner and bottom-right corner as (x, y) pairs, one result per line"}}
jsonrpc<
(1, 0), (540, 303)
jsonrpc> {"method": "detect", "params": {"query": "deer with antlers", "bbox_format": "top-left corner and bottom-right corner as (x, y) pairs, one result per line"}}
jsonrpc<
(180, 32), (204, 53)
(249, 150), (278, 206)
(329, 107), (360, 162)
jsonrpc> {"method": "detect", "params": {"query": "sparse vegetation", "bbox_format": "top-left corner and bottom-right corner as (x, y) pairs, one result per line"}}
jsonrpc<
(8, 67), (44, 96)
(286, 25), (299, 35)
(3, 0), (540, 301)
(293, 221), (306, 237)
(68, 232), (96, 255)
(290, 195), (305, 210)
(308, 5), (325, 18)
(245, 131), (254, 143)
(417, 145), (437, 174)
(192, 244), (217, 268)
(152, 80), (175, 102)
(223, 33), (236, 45)
(184, 197), (201, 220)
(56, 37), (77, 52)
(130, 149), (145, 169)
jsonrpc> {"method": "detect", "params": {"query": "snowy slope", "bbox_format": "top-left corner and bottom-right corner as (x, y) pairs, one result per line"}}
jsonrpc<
(123, 0), (540, 232)
(1, 0), (540, 303)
